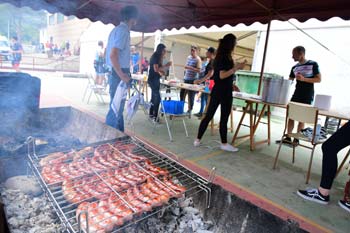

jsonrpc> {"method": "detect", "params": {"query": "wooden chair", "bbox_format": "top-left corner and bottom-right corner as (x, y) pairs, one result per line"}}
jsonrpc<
(336, 149), (350, 178)
(273, 102), (327, 184)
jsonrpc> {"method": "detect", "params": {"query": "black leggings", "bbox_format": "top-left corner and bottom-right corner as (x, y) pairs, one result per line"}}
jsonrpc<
(320, 121), (350, 189)
(148, 80), (160, 118)
(197, 91), (232, 143)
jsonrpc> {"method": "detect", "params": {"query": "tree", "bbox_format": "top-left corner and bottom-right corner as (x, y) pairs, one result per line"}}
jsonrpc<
(0, 3), (46, 43)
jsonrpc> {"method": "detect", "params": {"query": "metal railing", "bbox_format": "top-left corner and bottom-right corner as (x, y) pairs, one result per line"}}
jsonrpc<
(0, 53), (79, 72)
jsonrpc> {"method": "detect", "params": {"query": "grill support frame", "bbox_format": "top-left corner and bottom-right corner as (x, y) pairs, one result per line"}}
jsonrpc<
(26, 136), (214, 233)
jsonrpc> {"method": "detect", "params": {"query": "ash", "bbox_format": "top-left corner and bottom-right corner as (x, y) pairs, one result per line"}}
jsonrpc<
(0, 186), (62, 233)
(124, 197), (214, 233)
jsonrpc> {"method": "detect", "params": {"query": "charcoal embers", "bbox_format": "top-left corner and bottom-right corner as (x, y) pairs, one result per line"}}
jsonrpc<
(124, 197), (214, 233)
(1, 177), (61, 233)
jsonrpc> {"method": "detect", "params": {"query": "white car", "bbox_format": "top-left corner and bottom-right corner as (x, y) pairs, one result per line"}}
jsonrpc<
(0, 36), (11, 62)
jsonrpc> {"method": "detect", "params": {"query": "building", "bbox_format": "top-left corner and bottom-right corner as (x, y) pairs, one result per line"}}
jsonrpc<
(40, 13), (92, 55)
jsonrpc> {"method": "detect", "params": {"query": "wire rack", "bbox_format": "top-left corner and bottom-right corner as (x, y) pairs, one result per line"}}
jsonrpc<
(26, 136), (214, 233)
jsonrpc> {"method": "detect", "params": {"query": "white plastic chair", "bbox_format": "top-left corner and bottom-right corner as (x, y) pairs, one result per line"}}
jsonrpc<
(152, 88), (189, 141)
(82, 73), (107, 104)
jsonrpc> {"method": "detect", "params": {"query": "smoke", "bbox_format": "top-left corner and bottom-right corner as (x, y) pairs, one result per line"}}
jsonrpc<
(0, 72), (41, 135)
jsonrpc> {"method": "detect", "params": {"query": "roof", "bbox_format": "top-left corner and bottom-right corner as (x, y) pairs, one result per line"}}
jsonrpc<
(2, 0), (350, 32)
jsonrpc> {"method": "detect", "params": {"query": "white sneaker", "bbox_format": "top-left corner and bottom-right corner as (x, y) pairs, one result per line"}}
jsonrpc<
(193, 139), (201, 147)
(220, 143), (239, 152)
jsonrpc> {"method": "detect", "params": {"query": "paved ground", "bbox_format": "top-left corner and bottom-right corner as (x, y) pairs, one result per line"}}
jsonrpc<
(5, 70), (349, 232)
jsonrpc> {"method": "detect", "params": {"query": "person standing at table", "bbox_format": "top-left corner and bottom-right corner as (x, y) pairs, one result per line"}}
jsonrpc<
(148, 43), (172, 122)
(297, 121), (350, 213)
(180, 45), (201, 115)
(277, 46), (321, 145)
(105, 5), (138, 132)
(194, 34), (246, 152)
(194, 47), (216, 118)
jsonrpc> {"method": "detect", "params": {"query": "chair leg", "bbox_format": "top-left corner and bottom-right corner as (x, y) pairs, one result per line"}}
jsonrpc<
(161, 104), (172, 141)
(335, 149), (350, 178)
(87, 89), (93, 104)
(82, 84), (89, 101)
(182, 119), (189, 137)
(306, 145), (316, 184)
(273, 137), (284, 169)
(164, 115), (173, 141)
(93, 91), (101, 103)
(99, 93), (105, 104)
(292, 145), (296, 163)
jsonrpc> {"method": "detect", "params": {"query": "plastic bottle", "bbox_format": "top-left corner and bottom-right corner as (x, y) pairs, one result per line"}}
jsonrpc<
(204, 80), (210, 92)
(315, 118), (322, 141)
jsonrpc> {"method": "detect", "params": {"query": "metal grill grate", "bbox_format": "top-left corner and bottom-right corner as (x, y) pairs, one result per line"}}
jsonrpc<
(27, 136), (214, 233)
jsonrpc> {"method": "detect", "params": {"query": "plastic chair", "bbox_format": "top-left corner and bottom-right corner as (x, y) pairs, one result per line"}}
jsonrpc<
(82, 73), (107, 104)
(152, 89), (189, 141)
(273, 102), (327, 184)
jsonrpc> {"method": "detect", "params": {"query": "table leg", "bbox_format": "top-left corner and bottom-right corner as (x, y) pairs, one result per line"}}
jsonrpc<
(252, 104), (267, 135)
(145, 82), (148, 102)
(232, 102), (250, 145)
(249, 103), (254, 151)
(267, 105), (271, 145)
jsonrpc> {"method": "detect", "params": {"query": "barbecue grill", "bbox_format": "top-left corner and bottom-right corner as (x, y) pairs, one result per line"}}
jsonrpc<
(27, 136), (213, 233)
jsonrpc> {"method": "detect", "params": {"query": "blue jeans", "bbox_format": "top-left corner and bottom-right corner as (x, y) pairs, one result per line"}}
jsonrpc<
(199, 93), (208, 114)
(106, 68), (130, 132)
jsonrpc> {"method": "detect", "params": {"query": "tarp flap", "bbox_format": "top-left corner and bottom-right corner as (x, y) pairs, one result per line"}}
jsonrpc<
(1, 0), (350, 32)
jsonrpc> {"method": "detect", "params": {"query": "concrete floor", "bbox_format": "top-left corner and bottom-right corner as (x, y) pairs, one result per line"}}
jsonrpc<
(6, 70), (349, 232)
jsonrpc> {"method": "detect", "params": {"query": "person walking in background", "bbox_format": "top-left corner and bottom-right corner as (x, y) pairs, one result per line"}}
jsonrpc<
(180, 45), (201, 115)
(10, 36), (23, 72)
(194, 34), (246, 152)
(194, 47), (216, 118)
(142, 57), (149, 73)
(297, 121), (350, 213)
(65, 41), (71, 56)
(277, 46), (321, 146)
(105, 5), (138, 132)
(148, 43), (172, 122)
(130, 45), (140, 74)
(94, 40), (106, 85)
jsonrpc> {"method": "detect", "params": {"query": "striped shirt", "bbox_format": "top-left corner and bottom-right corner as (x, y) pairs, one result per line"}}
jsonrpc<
(184, 55), (200, 80)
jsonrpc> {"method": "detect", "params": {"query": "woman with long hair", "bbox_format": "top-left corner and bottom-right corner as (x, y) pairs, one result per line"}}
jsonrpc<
(148, 43), (172, 121)
(194, 33), (246, 152)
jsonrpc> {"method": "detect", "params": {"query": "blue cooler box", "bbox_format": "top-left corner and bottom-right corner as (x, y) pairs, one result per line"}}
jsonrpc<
(161, 100), (184, 114)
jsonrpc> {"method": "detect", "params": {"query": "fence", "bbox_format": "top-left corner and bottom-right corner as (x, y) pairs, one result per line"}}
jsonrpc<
(0, 53), (80, 72)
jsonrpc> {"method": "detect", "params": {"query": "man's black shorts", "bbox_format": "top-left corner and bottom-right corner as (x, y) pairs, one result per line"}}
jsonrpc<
(291, 94), (313, 105)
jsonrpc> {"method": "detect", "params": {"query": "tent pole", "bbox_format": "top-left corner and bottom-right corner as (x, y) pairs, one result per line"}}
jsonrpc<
(257, 19), (271, 95)
(140, 32), (144, 74)
(253, 19), (271, 127)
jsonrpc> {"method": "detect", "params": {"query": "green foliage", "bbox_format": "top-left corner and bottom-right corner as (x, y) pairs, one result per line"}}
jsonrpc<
(0, 3), (46, 43)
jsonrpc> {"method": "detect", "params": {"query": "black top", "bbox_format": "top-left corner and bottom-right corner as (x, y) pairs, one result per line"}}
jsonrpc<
(204, 60), (214, 80)
(212, 57), (234, 95)
(148, 53), (162, 84)
(289, 60), (320, 101)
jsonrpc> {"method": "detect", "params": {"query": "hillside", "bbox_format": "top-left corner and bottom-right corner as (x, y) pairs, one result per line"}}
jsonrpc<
(0, 3), (46, 43)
